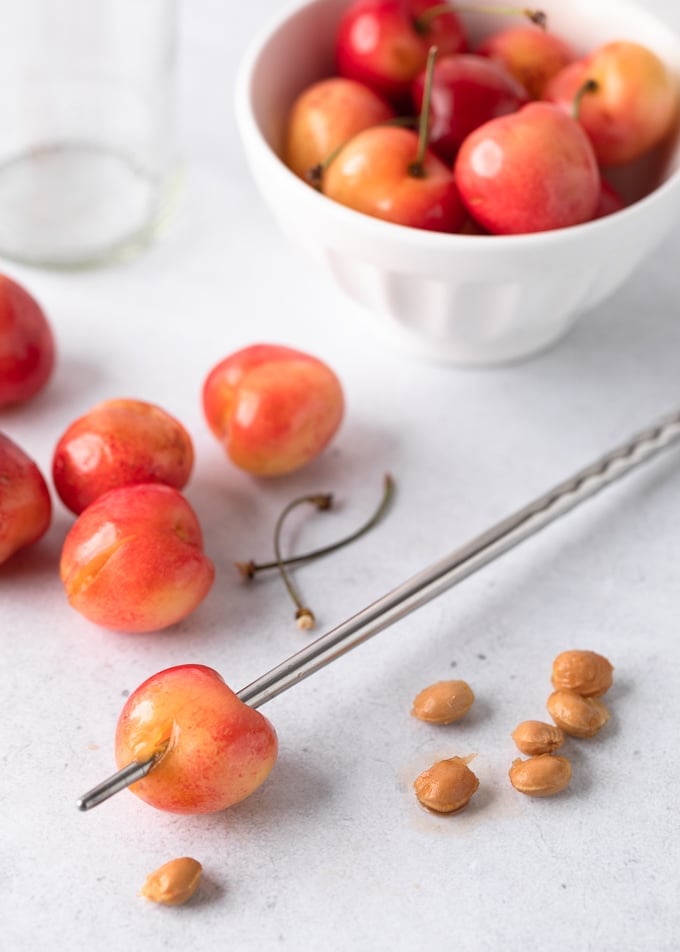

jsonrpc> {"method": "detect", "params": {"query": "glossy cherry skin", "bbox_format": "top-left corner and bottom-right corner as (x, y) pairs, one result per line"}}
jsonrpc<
(594, 180), (625, 219)
(202, 344), (344, 477)
(0, 432), (52, 565)
(411, 53), (528, 162)
(454, 102), (600, 234)
(115, 664), (278, 814)
(323, 125), (465, 232)
(477, 26), (576, 99)
(52, 398), (194, 515)
(0, 274), (55, 407)
(284, 77), (395, 180)
(60, 484), (214, 632)
(545, 42), (679, 167)
(335, 0), (467, 104)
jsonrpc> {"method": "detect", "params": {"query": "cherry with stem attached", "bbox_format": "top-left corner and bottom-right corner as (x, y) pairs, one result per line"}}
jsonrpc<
(323, 45), (465, 231)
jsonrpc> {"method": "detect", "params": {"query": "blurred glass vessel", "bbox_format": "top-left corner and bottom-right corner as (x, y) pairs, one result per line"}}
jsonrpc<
(0, 0), (176, 268)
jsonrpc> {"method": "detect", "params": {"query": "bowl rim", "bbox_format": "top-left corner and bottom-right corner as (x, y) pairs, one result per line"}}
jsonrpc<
(235, 0), (680, 250)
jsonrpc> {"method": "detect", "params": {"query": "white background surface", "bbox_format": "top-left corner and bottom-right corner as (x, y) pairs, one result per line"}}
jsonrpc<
(2, 1), (680, 949)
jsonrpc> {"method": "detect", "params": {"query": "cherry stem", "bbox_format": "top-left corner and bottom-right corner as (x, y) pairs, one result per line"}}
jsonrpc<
(236, 473), (395, 580)
(416, 4), (546, 31)
(572, 78), (599, 120)
(306, 118), (418, 190)
(409, 45), (438, 178)
(253, 475), (395, 632)
(272, 492), (334, 630)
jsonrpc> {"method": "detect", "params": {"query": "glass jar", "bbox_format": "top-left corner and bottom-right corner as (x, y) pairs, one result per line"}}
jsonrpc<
(0, 0), (177, 268)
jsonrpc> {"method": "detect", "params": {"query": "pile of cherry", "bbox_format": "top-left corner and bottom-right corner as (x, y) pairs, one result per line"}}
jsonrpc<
(284, 0), (679, 234)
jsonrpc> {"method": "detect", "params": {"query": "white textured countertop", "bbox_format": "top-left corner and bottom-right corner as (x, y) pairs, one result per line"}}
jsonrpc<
(2, 2), (680, 949)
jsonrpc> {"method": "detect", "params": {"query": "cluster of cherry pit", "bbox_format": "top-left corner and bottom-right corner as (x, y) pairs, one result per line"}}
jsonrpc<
(284, 0), (678, 234)
(1, 272), (346, 816)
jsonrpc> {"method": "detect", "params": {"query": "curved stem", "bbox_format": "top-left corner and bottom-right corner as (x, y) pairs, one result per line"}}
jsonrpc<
(272, 492), (333, 630)
(236, 474), (395, 579)
(416, 4), (546, 32)
(572, 78), (599, 120)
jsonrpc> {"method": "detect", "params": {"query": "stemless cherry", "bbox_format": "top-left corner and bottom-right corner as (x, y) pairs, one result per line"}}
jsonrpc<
(115, 664), (278, 814)
(202, 344), (344, 477)
(455, 102), (600, 234)
(0, 274), (55, 408)
(411, 53), (528, 162)
(60, 484), (215, 633)
(0, 432), (52, 565)
(52, 398), (194, 515)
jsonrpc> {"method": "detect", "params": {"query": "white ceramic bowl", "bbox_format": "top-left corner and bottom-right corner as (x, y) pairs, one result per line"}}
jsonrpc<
(235, 0), (680, 365)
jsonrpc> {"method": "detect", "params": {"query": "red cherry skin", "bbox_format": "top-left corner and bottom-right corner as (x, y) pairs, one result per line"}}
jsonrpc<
(454, 102), (600, 234)
(411, 53), (528, 162)
(335, 0), (467, 104)
(593, 179), (625, 219)
(0, 274), (55, 408)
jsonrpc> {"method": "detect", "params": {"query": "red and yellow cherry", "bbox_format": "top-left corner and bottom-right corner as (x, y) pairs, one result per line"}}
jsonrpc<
(322, 125), (465, 230)
(284, 77), (395, 179)
(0, 432), (51, 565)
(411, 53), (528, 162)
(60, 484), (214, 632)
(477, 25), (575, 99)
(0, 274), (55, 408)
(202, 344), (344, 477)
(335, 0), (467, 104)
(545, 42), (679, 166)
(52, 398), (194, 515)
(115, 664), (278, 814)
(454, 102), (600, 234)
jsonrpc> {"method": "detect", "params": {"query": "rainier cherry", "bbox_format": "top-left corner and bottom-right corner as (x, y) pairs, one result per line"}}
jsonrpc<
(411, 53), (528, 162)
(284, 77), (395, 180)
(0, 274), (55, 408)
(60, 484), (214, 632)
(203, 344), (344, 477)
(335, 0), (466, 103)
(0, 432), (52, 565)
(545, 42), (679, 166)
(52, 398), (194, 515)
(477, 25), (576, 99)
(115, 664), (278, 814)
(322, 125), (464, 230)
(455, 102), (600, 234)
